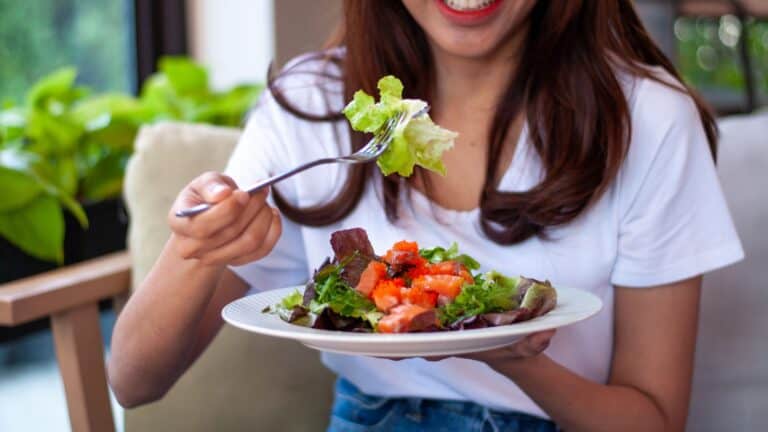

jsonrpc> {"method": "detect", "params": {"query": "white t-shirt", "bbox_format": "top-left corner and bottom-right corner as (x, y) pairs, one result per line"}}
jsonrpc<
(225, 57), (744, 419)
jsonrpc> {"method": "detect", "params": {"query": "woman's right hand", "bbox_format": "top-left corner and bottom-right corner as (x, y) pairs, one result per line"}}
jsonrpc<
(167, 171), (282, 268)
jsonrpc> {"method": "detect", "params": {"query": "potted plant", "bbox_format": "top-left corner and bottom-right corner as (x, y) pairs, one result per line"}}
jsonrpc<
(0, 57), (263, 283)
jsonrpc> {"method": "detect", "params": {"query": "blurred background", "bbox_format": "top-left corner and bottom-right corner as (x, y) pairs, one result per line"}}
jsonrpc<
(0, 1), (766, 431)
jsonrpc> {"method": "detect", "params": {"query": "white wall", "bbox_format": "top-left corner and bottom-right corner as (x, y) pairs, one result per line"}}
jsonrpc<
(188, 0), (274, 90)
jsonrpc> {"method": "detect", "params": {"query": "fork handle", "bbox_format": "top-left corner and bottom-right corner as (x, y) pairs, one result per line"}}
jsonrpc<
(175, 157), (340, 217)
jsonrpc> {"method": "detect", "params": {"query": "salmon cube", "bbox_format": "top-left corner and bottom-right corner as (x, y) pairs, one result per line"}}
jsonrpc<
(411, 275), (465, 300)
(371, 280), (402, 312)
(355, 261), (387, 297)
(377, 304), (429, 333)
(402, 285), (438, 309)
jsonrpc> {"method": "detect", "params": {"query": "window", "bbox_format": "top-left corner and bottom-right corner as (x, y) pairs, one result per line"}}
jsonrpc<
(0, 0), (137, 102)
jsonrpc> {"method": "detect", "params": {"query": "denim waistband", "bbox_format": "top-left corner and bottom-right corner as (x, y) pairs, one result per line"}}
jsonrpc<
(332, 378), (559, 432)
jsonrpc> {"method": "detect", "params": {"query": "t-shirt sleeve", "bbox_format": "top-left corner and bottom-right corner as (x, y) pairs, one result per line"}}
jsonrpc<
(610, 80), (744, 287)
(223, 91), (310, 293)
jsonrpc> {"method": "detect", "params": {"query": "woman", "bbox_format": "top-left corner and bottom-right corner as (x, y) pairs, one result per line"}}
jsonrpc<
(108, 1), (744, 430)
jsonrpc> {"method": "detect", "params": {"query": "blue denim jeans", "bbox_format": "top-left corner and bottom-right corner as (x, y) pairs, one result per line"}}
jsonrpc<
(327, 378), (558, 432)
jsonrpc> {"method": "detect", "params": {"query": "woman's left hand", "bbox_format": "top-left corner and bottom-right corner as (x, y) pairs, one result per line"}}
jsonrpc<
(419, 329), (556, 366)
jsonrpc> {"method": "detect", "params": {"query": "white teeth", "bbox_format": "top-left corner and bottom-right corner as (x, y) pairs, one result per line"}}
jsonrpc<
(443, 0), (496, 11)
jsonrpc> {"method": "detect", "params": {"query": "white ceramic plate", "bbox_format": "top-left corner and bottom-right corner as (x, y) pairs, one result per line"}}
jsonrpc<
(222, 286), (603, 357)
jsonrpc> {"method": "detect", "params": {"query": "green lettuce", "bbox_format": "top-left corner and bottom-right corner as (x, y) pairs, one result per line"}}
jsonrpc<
(262, 289), (305, 322)
(342, 75), (457, 177)
(438, 271), (520, 324)
(313, 269), (381, 326)
(419, 242), (481, 271)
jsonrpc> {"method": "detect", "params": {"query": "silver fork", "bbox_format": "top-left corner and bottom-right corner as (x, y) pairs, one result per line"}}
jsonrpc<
(176, 105), (429, 217)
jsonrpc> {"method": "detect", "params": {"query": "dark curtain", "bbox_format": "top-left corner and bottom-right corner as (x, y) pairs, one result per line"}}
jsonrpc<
(134, 0), (188, 87)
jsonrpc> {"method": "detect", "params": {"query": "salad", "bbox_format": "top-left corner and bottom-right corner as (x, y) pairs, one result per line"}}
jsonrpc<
(266, 228), (557, 333)
(343, 75), (458, 177)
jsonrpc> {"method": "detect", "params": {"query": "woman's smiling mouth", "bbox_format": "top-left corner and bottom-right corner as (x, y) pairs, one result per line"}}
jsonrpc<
(442, 0), (499, 12)
(436, 0), (504, 25)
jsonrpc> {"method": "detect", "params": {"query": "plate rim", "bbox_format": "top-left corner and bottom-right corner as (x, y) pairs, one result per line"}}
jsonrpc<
(222, 285), (603, 344)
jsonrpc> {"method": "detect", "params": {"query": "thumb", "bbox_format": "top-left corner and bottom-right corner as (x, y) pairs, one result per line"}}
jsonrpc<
(200, 180), (234, 203)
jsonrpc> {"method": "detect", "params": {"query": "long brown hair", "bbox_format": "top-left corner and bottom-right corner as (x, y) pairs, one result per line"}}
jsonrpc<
(268, 0), (717, 244)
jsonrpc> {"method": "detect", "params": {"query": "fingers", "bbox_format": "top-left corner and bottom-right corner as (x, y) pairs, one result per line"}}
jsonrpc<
(189, 193), (268, 255)
(167, 172), (284, 268)
(170, 192), (249, 239)
(197, 204), (276, 267)
(187, 172), (238, 201)
(169, 171), (269, 239)
(457, 329), (556, 363)
(511, 330), (556, 357)
(199, 189), (262, 235)
(197, 174), (239, 204)
(370, 330), (556, 365)
(229, 210), (283, 265)
(373, 355), (449, 362)
(529, 330), (556, 350)
(422, 355), (450, 362)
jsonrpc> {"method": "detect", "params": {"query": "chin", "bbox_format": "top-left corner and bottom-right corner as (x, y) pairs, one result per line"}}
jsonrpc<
(430, 29), (505, 59)
(402, 0), (535, 60)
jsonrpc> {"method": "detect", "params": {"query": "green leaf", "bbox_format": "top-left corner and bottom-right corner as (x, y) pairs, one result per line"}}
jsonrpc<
(379, 130), (417, 177)
(139, 74), (173, 105)
(54, 157), (78, 196)
(71, 94), (148, 154)
(0, 195), (65, 263)
(139, 57), (263, 127)
(0, 148), (87, 228)
(342, 90), (389, 133)
(0, 107), (27, 143)
(419, 242), (481, 270)
(27, 67), (78, 108)
(0, 149), (44, 210)
(0, 167), (42, 211)
(139, 74), (197, 121)
(315, 266), (377, 319)
(71, 93), (150, 125)
(404, 115), (457, 176)
(377, 75), (404, 105)
(79, 116), (141, 153)
(280, 289), (304, 309)
(80, 151), (127, 201)
(343, 75), (456, 177)
(195, 84), (263, 126)
(26, 109), (84, 156)
(438, 271), (520, 325)
(59, 193), (88, 229)
(158, 57), (209, 95)
(519, 278), (557, 311)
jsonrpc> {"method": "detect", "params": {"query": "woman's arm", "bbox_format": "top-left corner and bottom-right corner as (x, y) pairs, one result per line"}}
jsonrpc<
(107, 243), (245, 407)
(108, 172), (281, 408)
(472, 277), (701, 432)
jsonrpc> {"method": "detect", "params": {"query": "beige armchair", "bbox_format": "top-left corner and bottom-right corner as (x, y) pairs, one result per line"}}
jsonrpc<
(121, 122), (334, 431)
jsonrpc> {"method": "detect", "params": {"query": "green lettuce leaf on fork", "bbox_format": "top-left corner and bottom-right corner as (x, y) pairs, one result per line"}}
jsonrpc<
(342, 75), (457, 177)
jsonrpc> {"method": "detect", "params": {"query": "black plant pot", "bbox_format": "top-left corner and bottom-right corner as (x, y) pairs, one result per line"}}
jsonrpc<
(0, 198), (129, 342)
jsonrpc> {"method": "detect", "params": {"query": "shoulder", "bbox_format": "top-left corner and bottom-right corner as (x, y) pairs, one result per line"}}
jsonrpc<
(623, 67), (704, 139)
(614, 67), (715, 213)
(619, 67), (711, 169)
